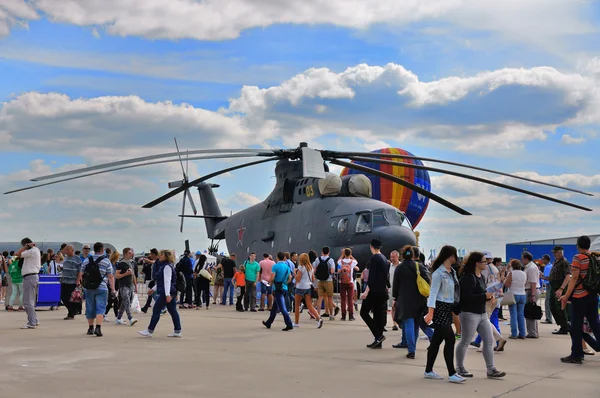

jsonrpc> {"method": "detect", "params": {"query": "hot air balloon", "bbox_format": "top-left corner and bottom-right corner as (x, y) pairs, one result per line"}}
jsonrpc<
(340, 148), (431, 228)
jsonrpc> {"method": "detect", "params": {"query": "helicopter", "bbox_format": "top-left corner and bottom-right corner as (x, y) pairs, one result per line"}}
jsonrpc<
(5, 141), (593, 266)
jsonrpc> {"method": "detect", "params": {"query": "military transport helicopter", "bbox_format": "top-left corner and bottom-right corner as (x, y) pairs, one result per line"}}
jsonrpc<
(5, 141), (593, 266)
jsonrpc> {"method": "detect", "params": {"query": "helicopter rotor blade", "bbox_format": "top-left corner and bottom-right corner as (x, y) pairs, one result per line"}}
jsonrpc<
(346, 156), (593, 212)
(31, 149), (275, 182)
(173, 137), (187, 180)
(186, 151), (190, 179)
(330, 159), (472, 216)
(186, 189), (198, 215)
(327, 151), (593, 197)
(180, 193), (187, 233)
(4, 153), (263, 195)
(142, 157), (279, 209)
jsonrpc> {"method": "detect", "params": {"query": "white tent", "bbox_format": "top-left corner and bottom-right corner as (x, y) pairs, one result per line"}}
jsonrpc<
(591, 237), (600, 252)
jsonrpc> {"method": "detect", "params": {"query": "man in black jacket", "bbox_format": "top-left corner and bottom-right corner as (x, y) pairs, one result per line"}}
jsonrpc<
(360, 239), (389, 349)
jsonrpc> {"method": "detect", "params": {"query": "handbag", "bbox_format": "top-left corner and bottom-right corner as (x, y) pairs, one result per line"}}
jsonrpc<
(524, 302), (543, 320)
(500, 291), (516, 306)
(415, 263), (430, 297)
(199, 268), (212, 281)
(70, 286), (83, 303)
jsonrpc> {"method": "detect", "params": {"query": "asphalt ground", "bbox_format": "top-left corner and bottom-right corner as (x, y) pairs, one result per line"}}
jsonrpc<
(0, 303), (598, 398)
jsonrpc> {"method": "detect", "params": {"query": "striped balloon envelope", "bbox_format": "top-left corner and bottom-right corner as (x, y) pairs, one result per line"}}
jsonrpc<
(340, 148), (431, 228)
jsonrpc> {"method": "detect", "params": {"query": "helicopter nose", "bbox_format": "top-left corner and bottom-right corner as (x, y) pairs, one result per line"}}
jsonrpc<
(378, 226), (417, 252)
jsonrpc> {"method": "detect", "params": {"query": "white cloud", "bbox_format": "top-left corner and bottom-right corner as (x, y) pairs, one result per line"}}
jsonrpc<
(1, 0), (592, 45)
(0, 0), (38, 38)
(561, 134), (586, 145)
(0, 92), (262, 156)
(225, 63), (600, 153)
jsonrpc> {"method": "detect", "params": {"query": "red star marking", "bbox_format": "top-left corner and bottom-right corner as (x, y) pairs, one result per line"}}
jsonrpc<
(237, 222), (246, 247)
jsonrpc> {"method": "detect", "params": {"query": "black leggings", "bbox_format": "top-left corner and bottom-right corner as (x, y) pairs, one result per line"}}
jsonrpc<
(425, 324), (456, 376)
(105, 288), (119, 317)
(196, 278), (210, 308)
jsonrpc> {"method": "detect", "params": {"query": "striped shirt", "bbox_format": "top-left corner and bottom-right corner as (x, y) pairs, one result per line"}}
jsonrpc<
(571, 253), (590, 299)
(61, 255), (82, 285)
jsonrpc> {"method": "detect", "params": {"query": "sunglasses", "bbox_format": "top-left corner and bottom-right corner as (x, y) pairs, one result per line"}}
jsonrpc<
(83, 248), (90, 251)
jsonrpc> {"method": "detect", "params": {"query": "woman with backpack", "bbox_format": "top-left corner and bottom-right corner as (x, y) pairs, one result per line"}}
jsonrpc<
(455, 252), (506, 379)
(293, 253), (324, 328)
(138, 249), (182, 338)
(338, 248), (359, 321)
(392, 246), (430, 359)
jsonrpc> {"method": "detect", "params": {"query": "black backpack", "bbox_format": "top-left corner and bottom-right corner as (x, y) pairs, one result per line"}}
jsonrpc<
(582, 254), (600, 294)
(83, 255), (107, 290)
(315, 257), (331, 281)
(175, 257), (187, 292)
(176, 272), (186, 292)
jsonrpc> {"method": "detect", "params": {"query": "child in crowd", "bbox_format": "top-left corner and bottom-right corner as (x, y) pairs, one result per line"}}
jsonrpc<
(234, 265), (246, 312)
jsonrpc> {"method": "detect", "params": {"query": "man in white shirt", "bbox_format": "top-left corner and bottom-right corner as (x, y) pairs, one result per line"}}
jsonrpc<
(15, 237), (41, 329)
(388, 251), (400, 329)
(522, 252), (541, 338)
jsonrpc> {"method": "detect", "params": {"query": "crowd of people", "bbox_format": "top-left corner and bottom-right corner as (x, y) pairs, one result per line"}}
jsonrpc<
(1, 235), (599, 382)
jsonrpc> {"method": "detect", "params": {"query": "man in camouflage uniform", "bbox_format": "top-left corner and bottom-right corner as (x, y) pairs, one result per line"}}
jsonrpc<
(548, 246), (570, 335)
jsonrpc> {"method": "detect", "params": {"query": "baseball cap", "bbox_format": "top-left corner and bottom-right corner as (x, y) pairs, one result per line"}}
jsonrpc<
(483, 251), (492, 259)
(552, 246), (564, 252)
(195, 251), (202, 255)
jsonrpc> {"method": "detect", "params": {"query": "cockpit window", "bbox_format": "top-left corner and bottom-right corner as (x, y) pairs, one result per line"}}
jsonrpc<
(338, 218), (348, 233)
(373, 210), (388, 228)
(356, 213), (372, 233)
(396, 211), (412, 229)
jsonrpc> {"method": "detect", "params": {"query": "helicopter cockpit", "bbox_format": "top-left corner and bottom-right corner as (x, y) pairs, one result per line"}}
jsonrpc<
(355, 209), (412, 234)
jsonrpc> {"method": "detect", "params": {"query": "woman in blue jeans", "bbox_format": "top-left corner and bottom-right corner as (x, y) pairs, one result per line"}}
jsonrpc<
(504, 259), (527, 339)
(138, 250), (182, 338)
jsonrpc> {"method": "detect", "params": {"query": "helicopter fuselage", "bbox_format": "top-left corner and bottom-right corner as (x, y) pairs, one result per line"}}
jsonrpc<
(214, 195), (416, 267)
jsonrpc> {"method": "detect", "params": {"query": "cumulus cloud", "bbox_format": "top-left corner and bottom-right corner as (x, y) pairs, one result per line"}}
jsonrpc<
(0, 0), (38, 38)
(2, 0), (594, 45)
(1, 62), (599, 162)
(0, 92), (269, 157)
(225, 63), (600, 152)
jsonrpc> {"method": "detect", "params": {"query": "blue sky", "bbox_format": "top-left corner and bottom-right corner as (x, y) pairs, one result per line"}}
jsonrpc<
(1, 0), (599, 257)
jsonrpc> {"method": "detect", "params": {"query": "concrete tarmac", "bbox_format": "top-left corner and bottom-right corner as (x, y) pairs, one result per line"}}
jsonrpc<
(0, 305), (598, 398)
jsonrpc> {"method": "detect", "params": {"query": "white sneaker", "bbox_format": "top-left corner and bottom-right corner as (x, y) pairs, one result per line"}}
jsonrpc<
(292, 323), (300, 328)
(168, 332), (182, 338)
(103, 315), (110, 322)
(424, 371), (443, 380)
(115, 318), (125, 325)
(129, 318), (138, 326)
(317, 319), (324, 329)
(20, 324), (36, 329)
(138, 329), (153, 337)
(448, 374), (466, 384)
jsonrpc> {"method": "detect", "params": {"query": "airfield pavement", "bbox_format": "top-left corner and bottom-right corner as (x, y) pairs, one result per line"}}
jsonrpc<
(0, 304), (598, 398)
